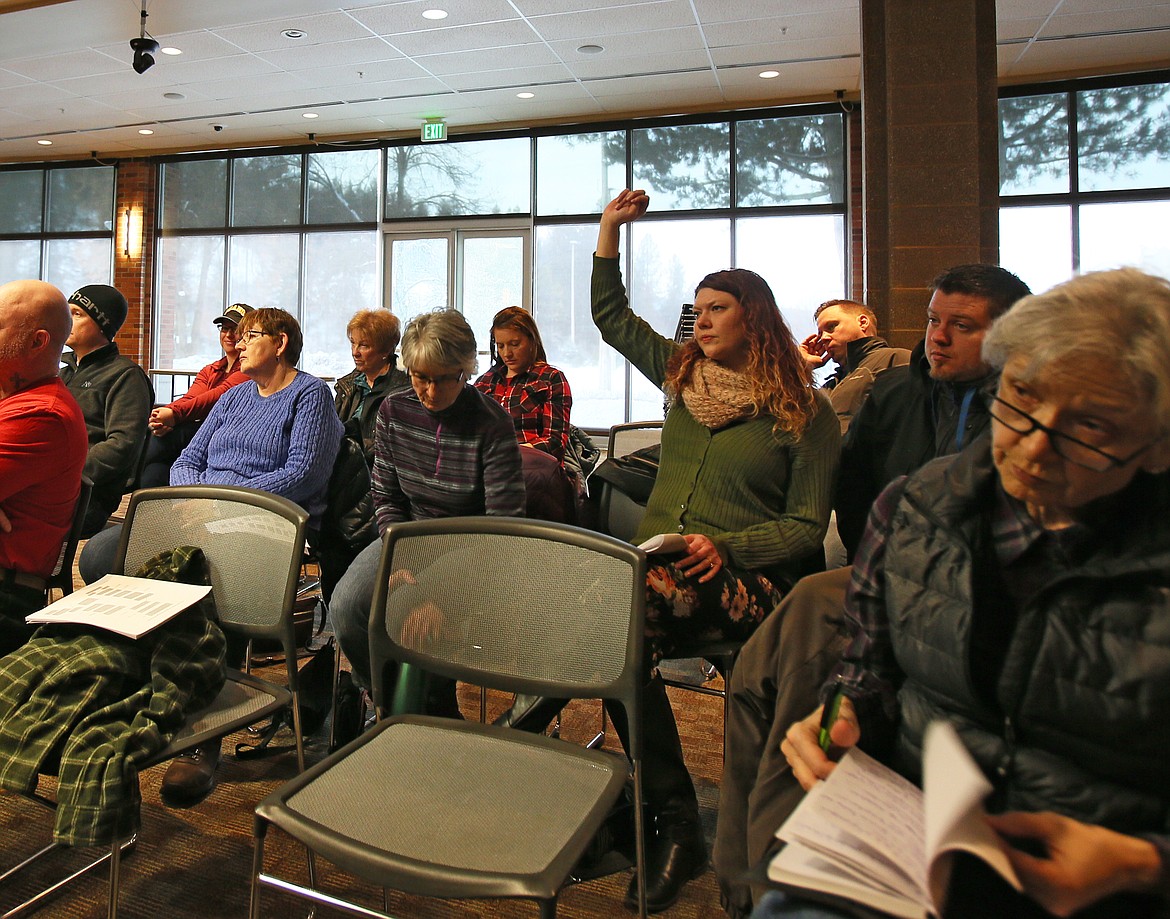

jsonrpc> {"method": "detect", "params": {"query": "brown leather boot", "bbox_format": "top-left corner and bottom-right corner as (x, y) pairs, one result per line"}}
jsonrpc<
(160, 737), (222, 807)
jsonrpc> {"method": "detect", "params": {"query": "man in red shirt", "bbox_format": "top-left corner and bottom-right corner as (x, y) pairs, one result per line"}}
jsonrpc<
(0, 279), (88, 656)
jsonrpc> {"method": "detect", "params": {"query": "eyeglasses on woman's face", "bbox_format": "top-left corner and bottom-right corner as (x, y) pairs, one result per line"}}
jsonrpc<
(989, 394), (1153, 472)
(409, 369), (464, 389)
(238, 329), (271, 344)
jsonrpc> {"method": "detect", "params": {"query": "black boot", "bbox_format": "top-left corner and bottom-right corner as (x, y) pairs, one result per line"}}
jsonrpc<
(492, 694), (567, 733)
(625, 811), (708, 913)
(608, 674), (708, 913)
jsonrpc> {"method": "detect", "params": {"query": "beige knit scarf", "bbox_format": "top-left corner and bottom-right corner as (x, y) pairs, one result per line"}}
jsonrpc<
(680, 358), (754, 429)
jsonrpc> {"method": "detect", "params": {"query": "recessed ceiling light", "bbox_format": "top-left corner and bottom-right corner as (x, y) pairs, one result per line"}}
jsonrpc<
(422, 9), (448, 20)
(138, 128), (154, 135)
(160, 47), (182, 56)
(517, 91), (535, 99)
(282, 29), (307, 39)
(37, 139), (52, 146)
(760, 70), (780, 79)
(302, 112), (319, 119)
(163, 91), (185, 100)
(577, 44), (604, 54)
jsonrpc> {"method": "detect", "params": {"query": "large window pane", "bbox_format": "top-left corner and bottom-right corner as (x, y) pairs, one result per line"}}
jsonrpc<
(999, 94), (1070, 196)
(628, 219), (732, 421)
(536, 132), (626, 216)
(44, 238), (111, 295)
(385, 138), (530, 218)
(735, 214), (845, 346)
(307, 150), (379, 224)
(1078, 84), (1170, 192)
(47, 166), (114, 232)
(535, 223), (624, 428)
(737, 114), (844, 206)
(229, 234), (301, 312)
(389, 236), (449, 328)
(632, 123), (730, 210)
(154, 235), (226, 371)
(0, 170), (43, 233)
(1079, 200), (1170, 278)
(300, 230), (378, 378)
(0, 240), (40, 279)
(161, 159), (227, 229)
(999, 206), (1072, 295)
(232, 155), (302, 226)
(461, 235), (525, 347)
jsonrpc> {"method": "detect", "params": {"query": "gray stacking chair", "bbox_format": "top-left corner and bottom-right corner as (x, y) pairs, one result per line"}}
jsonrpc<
(250, 515), (650, 918)
(2, 485), (310, 919)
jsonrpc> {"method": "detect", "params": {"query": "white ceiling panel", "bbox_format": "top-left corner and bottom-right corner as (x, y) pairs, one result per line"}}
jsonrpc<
(565, 50), (715, 81)
(348, 0), (522, 36)
(212, 12), (378, 54)
(388, 19), (544, 57)
(256, 37), (402, 72)
(442, 63), (578, 92)
(528, 2), (697, 42)
(412, 44), (563, 76)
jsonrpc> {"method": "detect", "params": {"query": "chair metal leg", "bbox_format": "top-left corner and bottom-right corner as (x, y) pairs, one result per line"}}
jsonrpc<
(106, 835), (122, 919)
(249, 824), (266, 919)
(1, 834), (136, 919)
(586, 701), (607, 749)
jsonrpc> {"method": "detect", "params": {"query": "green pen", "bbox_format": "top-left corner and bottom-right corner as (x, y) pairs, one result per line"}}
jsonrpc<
(818, 682), (846, 752)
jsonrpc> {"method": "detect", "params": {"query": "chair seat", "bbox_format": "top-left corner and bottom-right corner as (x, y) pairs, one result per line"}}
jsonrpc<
(257, 715), (628, 901)
(145, 670), (292, 769)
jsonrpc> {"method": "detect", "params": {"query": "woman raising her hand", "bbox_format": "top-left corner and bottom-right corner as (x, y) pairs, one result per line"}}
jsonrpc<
(592, 189), (840, 911)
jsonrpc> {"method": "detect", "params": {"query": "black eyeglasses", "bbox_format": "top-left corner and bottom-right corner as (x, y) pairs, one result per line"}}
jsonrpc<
(989, 395), (1152, 472)
(239, 329), (270, 343)
(409, 370), (464, 388)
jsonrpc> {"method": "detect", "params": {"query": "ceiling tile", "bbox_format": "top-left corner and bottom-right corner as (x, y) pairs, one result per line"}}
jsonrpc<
(528, 2), (696, 42)
(213, 11), (378, 53)
(386, 19), (542, 56)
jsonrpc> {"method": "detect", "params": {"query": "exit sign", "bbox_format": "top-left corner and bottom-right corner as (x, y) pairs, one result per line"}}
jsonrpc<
(421, 121), (447, 142)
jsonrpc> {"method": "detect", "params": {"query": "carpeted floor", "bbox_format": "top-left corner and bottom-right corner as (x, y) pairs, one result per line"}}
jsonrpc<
(0, 650), (730, 919)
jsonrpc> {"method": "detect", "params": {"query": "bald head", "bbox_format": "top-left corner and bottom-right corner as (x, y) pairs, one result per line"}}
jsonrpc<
(0, 280), (71, 399)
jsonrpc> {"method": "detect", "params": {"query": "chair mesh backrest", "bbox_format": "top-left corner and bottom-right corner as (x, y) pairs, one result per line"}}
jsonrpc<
(116, 487), (307, 635)
(373, 519), (644, 701)
(608, 422), (663, 459)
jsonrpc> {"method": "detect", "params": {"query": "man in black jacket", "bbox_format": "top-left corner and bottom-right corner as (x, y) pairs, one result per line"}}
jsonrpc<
(60, 284), (153, 537)
(834, 265), (1031, 558)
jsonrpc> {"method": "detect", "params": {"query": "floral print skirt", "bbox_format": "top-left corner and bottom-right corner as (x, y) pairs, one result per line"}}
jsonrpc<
(643, 560), (783, 665)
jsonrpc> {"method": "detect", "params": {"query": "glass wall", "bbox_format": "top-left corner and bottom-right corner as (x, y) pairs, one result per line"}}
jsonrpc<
(156, 149), (379, 379)
(998, 75), (1170, 291)
(0, 164), (114, 294)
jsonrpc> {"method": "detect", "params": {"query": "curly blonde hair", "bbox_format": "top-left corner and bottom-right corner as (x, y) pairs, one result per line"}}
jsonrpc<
(666, 269), (815, 436)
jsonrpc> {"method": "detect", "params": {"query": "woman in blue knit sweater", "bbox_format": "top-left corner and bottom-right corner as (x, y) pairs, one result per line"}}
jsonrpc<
(77, 307), (342, 806)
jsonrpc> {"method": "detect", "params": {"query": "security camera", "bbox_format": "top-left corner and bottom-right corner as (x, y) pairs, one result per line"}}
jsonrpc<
(130, 36), (159, 74)
(211, 124), (224, 132)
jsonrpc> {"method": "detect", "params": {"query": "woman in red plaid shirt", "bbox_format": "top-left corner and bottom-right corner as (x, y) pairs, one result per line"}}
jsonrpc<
(473, 306), (572, 464)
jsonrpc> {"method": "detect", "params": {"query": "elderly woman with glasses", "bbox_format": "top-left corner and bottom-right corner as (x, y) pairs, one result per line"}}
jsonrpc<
(756, 268), (1170, 919)
(76, 307), (342, 806)
(329, 308), (525, 718)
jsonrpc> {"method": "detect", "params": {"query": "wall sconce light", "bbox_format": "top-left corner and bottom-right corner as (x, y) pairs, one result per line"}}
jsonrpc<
(123, 207), (132, 258)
